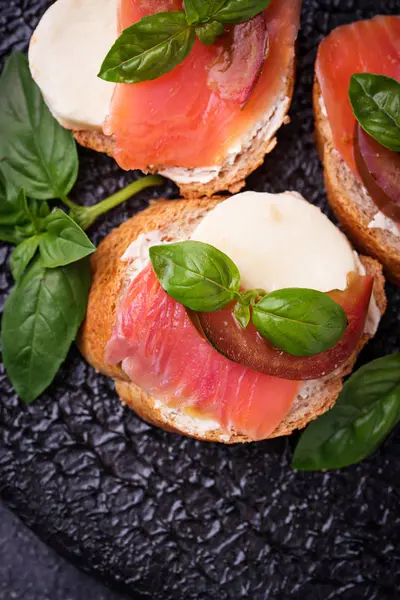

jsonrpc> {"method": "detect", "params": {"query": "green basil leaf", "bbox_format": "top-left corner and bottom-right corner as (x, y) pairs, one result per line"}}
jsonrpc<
(0, 171), (29, 227)
(99, 12), (196, 84)
(1, 258), (91, 403)
(349, 73), (400, 152)
(292, 354), (400, 471)
(195, 20), (225, 45)
(214, 0), (270, 24)
(213, 0), (270, 24)
(39, 209), (96, 268)
(0, 226), (19, 244)
(184, 0), (215, 24)
(149, 240), (240, 312)
(185, 0), (270, 25)
(233, 302), (250, 328)
(10, 235), (40, 281)
(0, 183), (42, 243)
(0, 52), (78, 199)
(252, 288), (347, 356)
(31, 198), (50, 220)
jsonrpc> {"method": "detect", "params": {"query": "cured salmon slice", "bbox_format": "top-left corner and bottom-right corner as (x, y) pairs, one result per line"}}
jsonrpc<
(316, 15), (400, 175)
(105, 265), (300, 441)
(104, 0), (301, 170)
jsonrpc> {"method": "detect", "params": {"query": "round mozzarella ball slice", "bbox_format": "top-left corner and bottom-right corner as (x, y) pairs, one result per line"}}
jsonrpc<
(191, 191), (358, 293)
(29, 0), (116, 131)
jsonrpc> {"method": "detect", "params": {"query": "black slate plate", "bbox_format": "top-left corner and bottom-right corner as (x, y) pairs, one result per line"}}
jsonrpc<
(1, 1), (400, 599)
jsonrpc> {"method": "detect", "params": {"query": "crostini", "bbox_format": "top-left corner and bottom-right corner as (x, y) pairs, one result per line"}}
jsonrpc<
(79, 192), (386, 443)
(314, 15), (400, 284)
(28, 0), (301, 197)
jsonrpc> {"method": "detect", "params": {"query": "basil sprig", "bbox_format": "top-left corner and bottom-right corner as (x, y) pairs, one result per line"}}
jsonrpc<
(99, 0), (270, 84)
(349, 73), (400, 152)
(292, 354), (400, 471)
(0, 51), (164, 403)
(149, 241), (347, 357)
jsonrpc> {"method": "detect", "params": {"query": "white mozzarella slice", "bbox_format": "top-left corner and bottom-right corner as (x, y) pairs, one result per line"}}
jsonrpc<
(191, 191), (358, 293)
(29, 0), (117, 131)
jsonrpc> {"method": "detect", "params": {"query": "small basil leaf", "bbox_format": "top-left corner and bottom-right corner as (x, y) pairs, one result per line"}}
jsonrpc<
(1, 258), (91, 403)
(292, 354), (400, 471)
(39, 209), (96, 268)
(0, 52), (78, 199)
(196, 20), (225, 45)
(10, 235), (40, 281)
(185, 0), (270, 25)
(99, 12), (196, 84)
(349, 73), (400, 152)
(31, 198), (50, 220)
(211, 0), (271, 24)
(184, 0), (214, 25)
(0, 173), (30, 227)
(0, 226), (19, 244)
(149, 240), (240, 312)
(252, 288), (347, 356)
(233, 302), (250, 328)
(0, 185), (41, 243)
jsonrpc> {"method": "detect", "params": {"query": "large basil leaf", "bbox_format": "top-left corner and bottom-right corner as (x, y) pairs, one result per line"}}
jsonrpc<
(149, 240), (240, 311)
(0, 52), (78, 200)
(184, 0), (270, 25)
(1, 258), (91, 403)
(252, 288), (347, 356)
(10, 235), (40, 281)
(292, 354), (400, 471)
(349, 74), (400, 152)
(99, 12), (196, 84)
(39, 209), (95, 268)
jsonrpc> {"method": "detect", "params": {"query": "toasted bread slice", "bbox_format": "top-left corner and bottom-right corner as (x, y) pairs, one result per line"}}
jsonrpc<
(314, 79), (400, 285)
(79, 197), (386, 443)
(73, 65), (295, 198)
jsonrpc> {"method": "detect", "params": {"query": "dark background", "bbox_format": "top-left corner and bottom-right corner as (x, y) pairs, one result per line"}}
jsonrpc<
(0, 500), (129, 600)
(1, 1), (400, 599)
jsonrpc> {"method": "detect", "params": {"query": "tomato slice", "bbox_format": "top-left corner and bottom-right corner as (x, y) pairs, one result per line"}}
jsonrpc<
(198, 273), (373, 380)
(207, 13), (269, 107)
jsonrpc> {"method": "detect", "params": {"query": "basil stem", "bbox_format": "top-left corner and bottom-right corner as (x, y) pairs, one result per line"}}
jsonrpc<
(69, 175), (164, 231)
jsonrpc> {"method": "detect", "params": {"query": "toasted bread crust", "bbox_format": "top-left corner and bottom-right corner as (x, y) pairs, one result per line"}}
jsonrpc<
(73, 61), (295, 198)
(314, 78), (400, 285)
(79, 197), (386, 443)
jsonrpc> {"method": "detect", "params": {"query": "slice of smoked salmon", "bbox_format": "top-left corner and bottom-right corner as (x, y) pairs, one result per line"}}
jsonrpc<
(105, 265), (300, 441)
(316, 16), (400, 175)
(104, 0), (301, 170)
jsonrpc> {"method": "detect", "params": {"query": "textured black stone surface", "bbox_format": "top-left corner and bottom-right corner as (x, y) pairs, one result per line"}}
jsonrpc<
(0, 1), (400, 599)
(0, 500), (130, 600)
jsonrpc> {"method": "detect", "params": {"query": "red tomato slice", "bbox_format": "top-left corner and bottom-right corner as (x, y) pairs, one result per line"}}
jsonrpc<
(207, 13), (269, 107)
(198, 273), (373, 380)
